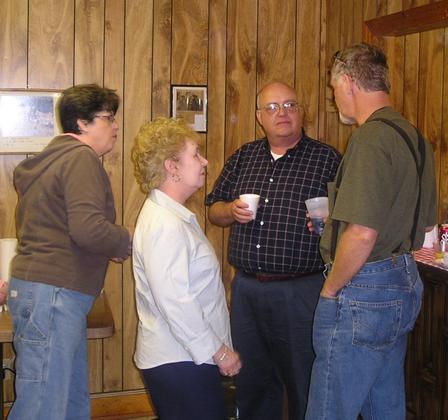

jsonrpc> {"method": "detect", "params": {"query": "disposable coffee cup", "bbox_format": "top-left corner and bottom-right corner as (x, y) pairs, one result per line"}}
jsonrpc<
(239, 194), (260, 220)
(0, 238), (18, 282)
(305, 197), (329, 236)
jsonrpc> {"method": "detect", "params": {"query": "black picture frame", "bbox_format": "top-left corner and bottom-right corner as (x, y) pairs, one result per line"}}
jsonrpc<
(171, 85), (207, 132)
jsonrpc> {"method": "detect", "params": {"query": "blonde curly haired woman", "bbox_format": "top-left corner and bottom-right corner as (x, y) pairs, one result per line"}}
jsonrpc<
(132, 117), (241, 419)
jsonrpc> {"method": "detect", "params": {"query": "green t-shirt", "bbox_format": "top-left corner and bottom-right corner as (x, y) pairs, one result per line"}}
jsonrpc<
(320, 107), (437, 263)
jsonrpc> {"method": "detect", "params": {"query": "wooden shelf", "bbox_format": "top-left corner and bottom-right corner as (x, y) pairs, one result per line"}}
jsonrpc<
(363, 0), (448, 43)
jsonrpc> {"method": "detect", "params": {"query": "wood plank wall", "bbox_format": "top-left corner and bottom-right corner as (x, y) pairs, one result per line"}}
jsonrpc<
(0, 0), (446, 408)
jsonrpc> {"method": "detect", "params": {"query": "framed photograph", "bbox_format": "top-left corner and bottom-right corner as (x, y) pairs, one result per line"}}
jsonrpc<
(0, 90), (61, 154)
(171, 85), (207, 132)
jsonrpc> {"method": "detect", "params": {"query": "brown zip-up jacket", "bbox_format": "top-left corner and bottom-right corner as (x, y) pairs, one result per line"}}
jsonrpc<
(11, 135), (129, 296)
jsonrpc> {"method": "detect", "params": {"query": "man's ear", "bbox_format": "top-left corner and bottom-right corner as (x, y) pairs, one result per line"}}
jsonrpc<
(256, 110), (263, 127)
(343, 74), (356, 96)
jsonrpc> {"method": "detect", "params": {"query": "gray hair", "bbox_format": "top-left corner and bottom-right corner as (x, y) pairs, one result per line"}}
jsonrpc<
(331, 43), (391, 93)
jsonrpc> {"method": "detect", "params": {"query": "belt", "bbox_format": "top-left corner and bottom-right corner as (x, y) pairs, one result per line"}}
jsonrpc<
(245, 271), (321, 282)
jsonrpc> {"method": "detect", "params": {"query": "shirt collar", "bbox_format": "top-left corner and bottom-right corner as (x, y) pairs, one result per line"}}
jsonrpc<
(365, 106), (393, 123)
(149, 189), (196, 224)
(262, 128), (308, 156)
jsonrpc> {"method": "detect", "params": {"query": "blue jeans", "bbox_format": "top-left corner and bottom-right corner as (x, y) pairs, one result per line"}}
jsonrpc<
(231, 271), (323, 420)
(7, 278), (94, 420)
(305, 253), (423, 420)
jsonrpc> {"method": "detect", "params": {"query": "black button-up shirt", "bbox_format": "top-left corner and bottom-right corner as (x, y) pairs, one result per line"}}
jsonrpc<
(206, 135), (341, 274)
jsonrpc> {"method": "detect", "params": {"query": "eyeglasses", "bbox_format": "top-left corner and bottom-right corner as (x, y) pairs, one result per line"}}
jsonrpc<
(333, 50), (342, 60)
(257, 101), (299, 115)
(94, 114), (116, 123)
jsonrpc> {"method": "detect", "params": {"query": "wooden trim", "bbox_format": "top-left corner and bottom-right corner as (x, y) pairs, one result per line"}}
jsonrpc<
(91, 390), (156, 418)
(363, 0), (448, 43)
(2, 390), (156, 419)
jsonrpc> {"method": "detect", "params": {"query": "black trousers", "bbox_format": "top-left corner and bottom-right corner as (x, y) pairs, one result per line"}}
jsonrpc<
(231, 271), (324, 420)
(141, 361), (227, 420)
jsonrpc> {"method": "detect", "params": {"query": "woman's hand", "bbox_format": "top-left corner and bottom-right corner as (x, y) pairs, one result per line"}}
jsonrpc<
(213, 344), (242, 377)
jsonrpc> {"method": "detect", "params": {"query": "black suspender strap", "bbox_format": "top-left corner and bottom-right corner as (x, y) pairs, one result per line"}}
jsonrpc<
(329, 118), (426, 261)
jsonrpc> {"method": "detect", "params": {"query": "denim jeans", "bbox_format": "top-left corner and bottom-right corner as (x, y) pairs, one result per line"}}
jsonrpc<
(231, 271), (324, 420)
(305, 253), (423, 420)
(7, 278), (94, 420)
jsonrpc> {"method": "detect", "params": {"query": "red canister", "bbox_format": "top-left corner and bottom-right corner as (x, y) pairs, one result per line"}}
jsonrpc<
(440, 224), (448, 250)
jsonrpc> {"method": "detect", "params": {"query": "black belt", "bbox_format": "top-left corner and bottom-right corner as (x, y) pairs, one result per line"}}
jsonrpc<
(245, 271), (321, 282)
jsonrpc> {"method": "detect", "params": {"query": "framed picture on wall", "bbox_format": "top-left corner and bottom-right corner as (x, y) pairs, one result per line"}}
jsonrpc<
(0, 90), (61, 154)
(171, 85), (207, 132)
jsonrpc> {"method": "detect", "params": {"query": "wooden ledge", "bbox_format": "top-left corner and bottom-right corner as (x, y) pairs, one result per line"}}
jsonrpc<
(86, 292), (115, 339)
(0, 291), (114, 343)
(363, 0), (448, 43)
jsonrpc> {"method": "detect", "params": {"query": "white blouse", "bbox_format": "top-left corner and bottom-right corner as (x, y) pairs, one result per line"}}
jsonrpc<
(132, 189), (232, 369)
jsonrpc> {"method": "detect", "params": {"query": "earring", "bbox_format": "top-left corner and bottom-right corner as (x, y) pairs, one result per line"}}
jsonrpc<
(171, 174), (181, 183)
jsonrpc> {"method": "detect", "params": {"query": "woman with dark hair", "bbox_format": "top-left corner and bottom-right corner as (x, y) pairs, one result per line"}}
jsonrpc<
(7, 83), (132, 420)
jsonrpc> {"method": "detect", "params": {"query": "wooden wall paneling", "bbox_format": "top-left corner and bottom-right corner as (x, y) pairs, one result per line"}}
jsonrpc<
(441, 30), (448, 221)
(402, 0), (429, 126)
(88, 340), (104, 394)
(296, 0), (322, 139)
(73, 0), (107, 394)
(363, 0), (378, 27)
(226, 0), (257, 155)
(353, 0), (364, 42)
(152, 0), (172, 119)
(317, 0), (327, 142)
(171, 0), (208, 85)
(337, 0), (356, 152)
(74, 0), (105, 85)
(402, 33), (420, 125)
(123, 0), (153, 390)
(417, 29), (444, 221)
(0, 156), (22, 238)
(256, 0), (296, 139)
(205, 0), (227, 289)
(102, 0), (126, 393)
(384, 0), (405, 114)
(225, 0), (258, 286)
(172, 0), (209, 228)
(323, 0), (341, 152)
(257, 0), (295, 88)
(0, 0), (28, 88)
(372, 0), (388, 55)
(28, 0), (74, 88)
(376, 0), (388, 20)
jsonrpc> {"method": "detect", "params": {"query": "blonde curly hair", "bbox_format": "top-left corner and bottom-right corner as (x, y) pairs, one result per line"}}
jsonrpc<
(131, 117), (200, 193)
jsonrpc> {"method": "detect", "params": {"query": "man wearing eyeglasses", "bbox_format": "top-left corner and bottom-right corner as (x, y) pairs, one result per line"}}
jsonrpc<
(206, 81), (341, 419)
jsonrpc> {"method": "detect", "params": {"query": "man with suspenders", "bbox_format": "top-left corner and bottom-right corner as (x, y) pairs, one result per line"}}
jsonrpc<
(306, 43), (437, 420)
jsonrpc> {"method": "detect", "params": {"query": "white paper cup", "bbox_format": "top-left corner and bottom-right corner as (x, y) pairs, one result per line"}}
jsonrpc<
(239, 194), (260, 220)
(0, 238), (18, 282)
(305, 197), (329, 235)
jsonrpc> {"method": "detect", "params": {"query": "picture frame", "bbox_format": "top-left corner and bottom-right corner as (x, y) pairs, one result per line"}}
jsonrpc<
(171, 85), (207, 132)
(0, 90), (61, 154)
